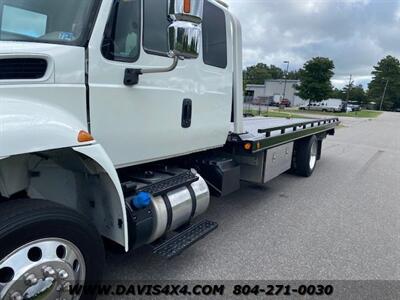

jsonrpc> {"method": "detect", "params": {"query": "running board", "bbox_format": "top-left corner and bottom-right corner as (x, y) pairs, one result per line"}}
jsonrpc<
(153, 220), (218, 259)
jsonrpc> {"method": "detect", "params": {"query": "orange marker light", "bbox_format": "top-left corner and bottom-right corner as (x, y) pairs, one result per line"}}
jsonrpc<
(184, 0), (191, 13)
(244, 143), (252, 151)
(78, 130), (94, 143)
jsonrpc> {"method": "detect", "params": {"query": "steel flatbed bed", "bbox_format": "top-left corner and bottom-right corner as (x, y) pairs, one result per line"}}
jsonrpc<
(228, 116), (340, 153)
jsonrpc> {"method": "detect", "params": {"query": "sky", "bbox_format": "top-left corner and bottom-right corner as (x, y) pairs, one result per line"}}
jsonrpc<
(225, 0), (400, 89)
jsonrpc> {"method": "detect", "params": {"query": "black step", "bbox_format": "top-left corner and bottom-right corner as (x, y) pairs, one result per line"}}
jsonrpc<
(138, 170), (199, 197)
(153, 220), (218, 259)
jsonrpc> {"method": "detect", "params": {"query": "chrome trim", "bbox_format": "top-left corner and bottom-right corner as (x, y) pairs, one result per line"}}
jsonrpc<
(309, 139), (318, 170)
(0, 238), (86, 300)
(168, 21), (201, 59)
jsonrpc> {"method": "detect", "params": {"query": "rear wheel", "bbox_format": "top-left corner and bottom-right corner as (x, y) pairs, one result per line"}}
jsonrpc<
(0, 199), (104, 300)
(292, 135), (319, 177)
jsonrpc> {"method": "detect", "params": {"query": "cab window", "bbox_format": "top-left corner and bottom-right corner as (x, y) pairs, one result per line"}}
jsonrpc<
(202, 1), (227, 69)
(143, 0), (169, 56)
(101, 0), (140, 62)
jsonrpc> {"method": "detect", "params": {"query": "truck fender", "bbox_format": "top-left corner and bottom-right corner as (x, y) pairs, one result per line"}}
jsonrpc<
(73, 144), (129, 251)
(0, 98), (129, 250)
(0, 98), (91, 158)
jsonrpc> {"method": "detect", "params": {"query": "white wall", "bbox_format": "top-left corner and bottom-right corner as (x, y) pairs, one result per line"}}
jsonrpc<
(246, 85), (266, 99)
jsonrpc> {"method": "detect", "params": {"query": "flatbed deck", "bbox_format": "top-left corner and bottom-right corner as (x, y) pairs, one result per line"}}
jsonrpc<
(229, 116), (340, 153)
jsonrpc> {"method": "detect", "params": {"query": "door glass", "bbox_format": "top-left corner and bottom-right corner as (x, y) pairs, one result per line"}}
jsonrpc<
(143, 0), (169, 56)
(202, 1), (227, 69)
(101, 0), (141, 62)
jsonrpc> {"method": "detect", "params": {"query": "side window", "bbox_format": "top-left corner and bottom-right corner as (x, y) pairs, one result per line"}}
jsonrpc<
(101, 0), (141, 62)
(202, 1), (227, 69)
(143, 0), (170, 56)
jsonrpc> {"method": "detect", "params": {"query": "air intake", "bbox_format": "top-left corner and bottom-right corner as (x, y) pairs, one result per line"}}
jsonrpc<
(0, 58), (48, 80)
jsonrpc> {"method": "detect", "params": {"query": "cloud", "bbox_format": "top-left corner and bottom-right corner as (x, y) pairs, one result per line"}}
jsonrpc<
(225, 0), (400, 88)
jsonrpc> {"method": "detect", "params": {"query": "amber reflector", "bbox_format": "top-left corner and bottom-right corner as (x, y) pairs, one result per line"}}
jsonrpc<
(184, 0), (191, 13)
(78, 130), (94, 143)
(244, 143), (252, 151)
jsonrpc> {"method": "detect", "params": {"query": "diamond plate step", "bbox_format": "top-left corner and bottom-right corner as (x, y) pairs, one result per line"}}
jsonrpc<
(153, 220), (218, 259)
(138, 170), (199, 197)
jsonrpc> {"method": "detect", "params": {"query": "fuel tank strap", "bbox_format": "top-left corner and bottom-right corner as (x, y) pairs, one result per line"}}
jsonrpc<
(187, 184), (197, 219)
(162, 194), (173, 232)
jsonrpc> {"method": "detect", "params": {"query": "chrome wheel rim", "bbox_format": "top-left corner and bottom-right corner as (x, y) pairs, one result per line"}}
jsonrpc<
(309, 140), (318, 170)
(0, 238), (86, 300)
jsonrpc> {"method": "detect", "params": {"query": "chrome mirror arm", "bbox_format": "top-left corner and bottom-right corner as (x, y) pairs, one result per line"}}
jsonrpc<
(141, 54), (180, 74)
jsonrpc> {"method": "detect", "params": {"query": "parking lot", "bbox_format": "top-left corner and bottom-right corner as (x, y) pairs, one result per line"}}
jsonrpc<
(105, 112), (400, 280)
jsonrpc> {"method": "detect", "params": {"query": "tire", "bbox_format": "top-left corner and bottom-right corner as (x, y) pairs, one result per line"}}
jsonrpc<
(292, 135), (318, 177)
(0, 199), (105, 300)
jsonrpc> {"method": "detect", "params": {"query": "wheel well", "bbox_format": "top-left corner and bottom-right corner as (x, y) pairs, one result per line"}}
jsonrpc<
(0, 149), (125, 247)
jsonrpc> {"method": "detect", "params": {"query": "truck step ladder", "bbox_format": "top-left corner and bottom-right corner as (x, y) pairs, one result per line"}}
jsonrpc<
(137, 170), (199, 197)
(153, 220), (218, 259)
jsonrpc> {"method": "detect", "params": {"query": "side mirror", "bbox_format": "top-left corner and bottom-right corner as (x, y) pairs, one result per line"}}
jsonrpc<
(168, 0), (204, 59)
(124, 0), (204, 86)
(168, 21), (201, 59)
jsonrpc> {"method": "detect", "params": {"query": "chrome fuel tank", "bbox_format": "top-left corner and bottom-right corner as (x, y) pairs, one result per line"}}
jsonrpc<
(148, 174), (210, 243)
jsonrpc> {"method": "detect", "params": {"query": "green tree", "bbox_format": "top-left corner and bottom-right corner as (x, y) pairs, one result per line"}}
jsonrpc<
(243, 63), (300, 88)
(346, 84), (367, 104)
(295, 57), (335, 102)
(268, 65), (284, 80)
(287, 70), (301, 80)
(330, 88), (344, 99)
(243, 63), (273, 86)
(368, 55), (400, 110)
(330, 83), (366, 104)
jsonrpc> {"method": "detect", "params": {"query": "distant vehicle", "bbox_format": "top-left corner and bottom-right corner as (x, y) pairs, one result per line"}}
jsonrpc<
(299, 103), (312, 110)
(280, 99), (291, 107)
(348, 103), (361, 111)
(299, 99), (343, 112)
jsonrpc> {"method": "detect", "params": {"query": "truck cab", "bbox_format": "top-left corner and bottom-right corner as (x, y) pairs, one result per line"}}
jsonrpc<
(0, 0), (237, 167)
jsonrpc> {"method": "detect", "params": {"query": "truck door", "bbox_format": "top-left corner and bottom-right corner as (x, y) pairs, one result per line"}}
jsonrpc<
(88, 0), (233, 167)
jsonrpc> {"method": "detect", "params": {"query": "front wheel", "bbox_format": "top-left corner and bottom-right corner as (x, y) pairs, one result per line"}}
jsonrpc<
(0, 199), (105, 300)
(292, 135), (319, 177)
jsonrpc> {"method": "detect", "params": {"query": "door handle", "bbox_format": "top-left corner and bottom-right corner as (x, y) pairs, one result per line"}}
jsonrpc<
(181, 99), (192, 128)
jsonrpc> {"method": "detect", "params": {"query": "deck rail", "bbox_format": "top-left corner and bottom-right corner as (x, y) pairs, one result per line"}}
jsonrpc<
(258, 118), (340, 137)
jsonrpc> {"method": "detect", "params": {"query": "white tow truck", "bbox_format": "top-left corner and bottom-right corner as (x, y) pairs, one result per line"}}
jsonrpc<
(0, 0), (339, 299)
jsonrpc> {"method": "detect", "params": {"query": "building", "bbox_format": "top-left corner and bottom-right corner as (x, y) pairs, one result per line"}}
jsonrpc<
(245, 79), (308, 107)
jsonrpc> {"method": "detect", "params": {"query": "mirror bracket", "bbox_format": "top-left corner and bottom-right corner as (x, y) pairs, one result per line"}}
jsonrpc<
(124, 68), (142, 86)
(124, 56), (179, 86)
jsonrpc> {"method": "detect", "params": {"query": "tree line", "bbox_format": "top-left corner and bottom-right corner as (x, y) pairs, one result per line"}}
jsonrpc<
(243, 56), (400, 110)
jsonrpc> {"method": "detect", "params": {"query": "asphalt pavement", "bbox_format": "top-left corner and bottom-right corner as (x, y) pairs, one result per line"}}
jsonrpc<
(105, 112), (400, 280)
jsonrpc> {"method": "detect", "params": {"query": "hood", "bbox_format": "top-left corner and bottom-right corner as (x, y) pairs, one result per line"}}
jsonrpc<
(0, 41), (86, 84)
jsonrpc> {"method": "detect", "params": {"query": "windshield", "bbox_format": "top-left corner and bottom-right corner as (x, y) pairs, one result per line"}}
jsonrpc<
(0, 0), (99, 46)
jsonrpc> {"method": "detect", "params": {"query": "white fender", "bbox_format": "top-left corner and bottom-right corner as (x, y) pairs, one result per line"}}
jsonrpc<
(73, 144), (128, 251)
(0, 98), (92, 157)
(0, 98), (128, 250)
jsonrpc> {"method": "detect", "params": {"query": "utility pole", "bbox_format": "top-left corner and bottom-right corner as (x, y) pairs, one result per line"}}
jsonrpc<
(346, 74), (353, 102)
(379, 79), (389, 111)
(282, 61), (290, 102)
(344, 74), (353, 112)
